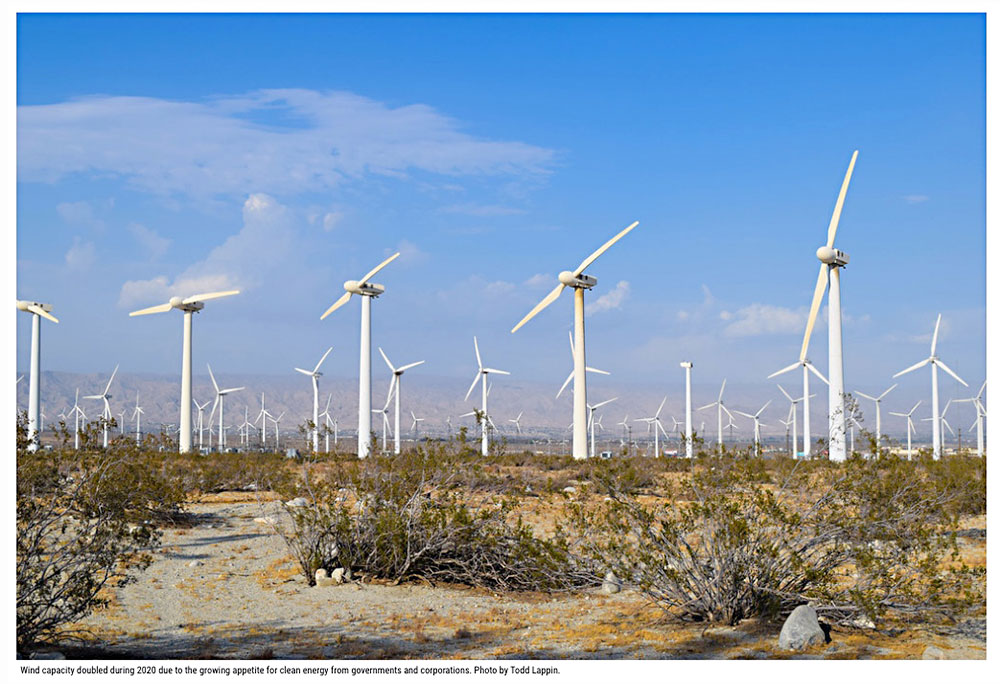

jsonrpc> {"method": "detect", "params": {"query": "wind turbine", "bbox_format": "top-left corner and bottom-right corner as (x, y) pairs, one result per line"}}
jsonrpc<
(194, 398), (211, 449)
(587, 397), (617, 458)
(636, 397), (668, 458)
(768, 359), (829, 459)
(129, 289), (240, 453)
(893, 314), (968, 459)
(774, 385), (814, 459)
(255, 392), (273, 448)
(295, 346), (333, 453)
(207, 364), (244, 451)
(271, 411), (285, 449)
(320, 251), (400, 459)
(797, 150), (859, 462)
(954, 381), (987, 458)
(84, 364), (118, 448)
(379, 347), (425, 454)
(463, 336), (510, 457)
(16, 299), (58, 450)
(374, 388), (393, 453)
(68, 389), (85, 450)
(889, 401), (922, 459)
(508, 411), (524, 436)
(410, 410), (425, 437)
(698, 379), (736, 450)
(556, 331), (611, 399)
(854, 384), (897, 456)
(734, 400), (771, 457)
(680, 362), (694, 458)
(131, 391), (144, 445)
(318, 393), (334, 453)
(511, 220), (639, 460)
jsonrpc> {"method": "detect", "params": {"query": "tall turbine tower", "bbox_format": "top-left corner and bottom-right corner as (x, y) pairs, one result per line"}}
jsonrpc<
(854, 384), (897, 455)
(463, 337), (509, 456)
(893, 314), (968, 459)
(798, 151), (859, 461)
(16, 300), (58, 451)
(379, 347), (425, 454)
(680, 361), (694, 458)
(295, 347), (333, 453)
(511, 221), (639, 460)
(320, 252), (400, 459)
(130, 290), (240, 452)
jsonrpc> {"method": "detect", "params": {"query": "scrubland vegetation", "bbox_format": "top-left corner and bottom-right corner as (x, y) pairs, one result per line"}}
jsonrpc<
(17, 417), (986, 653)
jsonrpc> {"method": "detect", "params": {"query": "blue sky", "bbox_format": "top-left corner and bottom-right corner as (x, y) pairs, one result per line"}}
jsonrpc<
(15, 13), (986, 414)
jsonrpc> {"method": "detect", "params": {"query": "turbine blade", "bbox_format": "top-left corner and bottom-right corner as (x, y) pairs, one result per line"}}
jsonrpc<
(320, 292), (352, 320)
(464, 372), (481, 402)
(26, 304), (59, 323)
(935, 359), (968, 387)
(826, 150), (858, 248)
(893, 358), (930, 378)
(511, 282), (566, 333)
(483, 368), (510, 375)
(878, 383), (898, 400)
(104, 364), (119, 395)
(379, 347), (395, 372)
(207, 364), (220, 392)
(567, 330), (575, 357)
(585, 366), (611, 375)
(855, 391), (876, 401)
(733, 410), (754, 419)
(757, 399), (771, 417)
(777, 384), (793, 401)
(294, 368), (313, 376)
(931, 313), (942, 356)
(655, 395), (667, 417)
(313, 346), (334, 373)
(360, 252), (400, 285)
(767, 362), (801, 379)
(909, 400), (922, 414)
(594, 397), (618, 409)
(800, 264), (829, 361)
(805, 362), (830, 386)
(397, 360), (425, 372)
(573, 220), (639, 276)
(556, 371), (573, 399)
(474, 336), (482, 369)
(697, 402), (717, 411)
(182, 289), (240, 305)
(719, 378), (727, 401)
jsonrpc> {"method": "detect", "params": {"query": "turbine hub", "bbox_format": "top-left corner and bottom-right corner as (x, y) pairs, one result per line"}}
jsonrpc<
(816, 246), (850, 267)
(558, 271), (597, 289)
(169, 296), (184, 308)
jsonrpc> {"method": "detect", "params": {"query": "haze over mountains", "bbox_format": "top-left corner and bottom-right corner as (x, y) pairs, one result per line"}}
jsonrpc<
(16, 369), (980, 445)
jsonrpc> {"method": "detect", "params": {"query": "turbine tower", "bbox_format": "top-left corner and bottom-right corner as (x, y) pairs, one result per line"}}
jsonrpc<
(680, 361), (693, 458)
(637, 396), (668, 458)
(954, 381), (987, 458)
(698, 379), (735, 450)
(511, 221), (638, 460)
(295, 347), (333, 453)
(798, 151), (860, 461)
(207, 364), (244, 451)
(320, 252), (400, 459)
(379, 347), (425, 454)
(854, 383), (897, 455)
(84, 365), (118, 448)
(130, 289), (240, 452)
(463, 336), (509, 456)
(68, 389), (86, 451)
(893, 314), (967, 459)
(587, 397), (617, 458)
(734, 400), (771, 457)
(768, 360), (829, 459)
(16, 299), (58, 451)
(888, 400), (922, 459)
(132, 391), (144, 445)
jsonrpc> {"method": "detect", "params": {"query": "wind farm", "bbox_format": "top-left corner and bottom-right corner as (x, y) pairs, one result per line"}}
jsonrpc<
(13, 11), (986, 664)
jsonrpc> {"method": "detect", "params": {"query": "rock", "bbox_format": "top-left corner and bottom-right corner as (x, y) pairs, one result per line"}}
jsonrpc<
(254, 516), (275, 525)
(331, 568), (346, 584)
(778, 605), (828, 651)
(188, 560), (203, 568)
(562, 486), (577, 494)
(601, 571), (622, 594)
(922, 645), (947, 660)
(315, 569), (336, 587)
(843, 615), (876, 630)
(285, 497), (309, 508)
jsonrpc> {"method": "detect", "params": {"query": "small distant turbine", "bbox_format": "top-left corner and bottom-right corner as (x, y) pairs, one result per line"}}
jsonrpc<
(508, 411), (523, 436)
(463, 336), (509, 457)
(208, 364), (244, 451)
(637, 397), (668, 458)
(854, 383), (897, 455)
(68, 389), (86, 450)
(379, 347), (425, 455)
(698, 379), (735, 450)
(295, 346), (333, 453)
(888, 400), (922, 459)
(131, 391), (144, 445)
(954, 380), (986, 458)
(556, 331), (611, 398)
(734, 400), (771, 457)
(84, 364), (119, 448)
(410, 410), (425, 437)
(587, 397), (617, 458)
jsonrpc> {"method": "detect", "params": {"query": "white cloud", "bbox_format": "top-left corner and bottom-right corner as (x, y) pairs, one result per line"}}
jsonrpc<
(19, 89), (555, 201)
(389, 238), (428, 265)
(719, 310), (732, 321)
(56, 200), (105, 231)
(590, 280), (630, 314)
(127, 222), (171, 260)
(722, 303), (808, 337)
(322, 211), (344, 232)
(440, 203), (526, 217)
(117, 193), (295, 307)
(903, 194), (929, 204)
(65, 236), (96, 270)
(701, 284), (715, 307)
(524, 273), (552, 289)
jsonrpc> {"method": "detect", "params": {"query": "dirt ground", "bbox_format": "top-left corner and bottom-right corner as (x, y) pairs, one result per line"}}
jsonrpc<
(49, 491), (985, 661)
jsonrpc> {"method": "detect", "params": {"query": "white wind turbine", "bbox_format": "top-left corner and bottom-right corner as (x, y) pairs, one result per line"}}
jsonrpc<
(68, 389), (86, 450)
(131, 391), (144, 445)
(893, 314), (967, 459)
(379, 347), (425, 455)
(410, 410), (425, 437)
(734, 400), (771, 457)
(556, 331), (611, 399)
(508, 411), (524, 436)
(511, 221), (639, 460)
(636, 396), (668, 459)
(587, 397), (617, 459)
(207, 364), (244, 451)
(854, 383), (897, 455)
(129, 289), (240, 453)
(680, 362), (694, 458)
(84, 364), (118, 448)
(373, 388), (393, 453)
(295, 346), (333, 453)
(271, 411), (285, 449)
(318, 394), (334, 453)
(254, 392), (274, 448)
(889, 400), (922, 459)
(16, 299), (59, 451)
(798, 150), (860, 462)
(774, 385), (814, 459)
(194, 398), (211, 450)
(954, 381), (987, 458)
(768, 360), (829, 459)
(463, 336), (510, 457)
(698, 379), (736, 450)
(320, 252), (400, 459)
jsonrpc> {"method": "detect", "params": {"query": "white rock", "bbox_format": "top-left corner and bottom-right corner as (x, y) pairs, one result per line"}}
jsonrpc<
(601, 571), (622, 594)
(285, 497), (309, 508)
(254, 517), (275, 525)
(331, 568), (346, 584)
(778, 605), (827, 650)
(562, 486), (577, 494)
(188, 560), (203, 568)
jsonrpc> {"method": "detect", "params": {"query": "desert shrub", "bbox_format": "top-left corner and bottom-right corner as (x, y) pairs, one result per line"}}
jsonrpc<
(922, 454), (986, 516)
(573, 457), (981, 626)
(16, 419), (164, 649)
(176, 450), (294, 495)
(272, 443), (593, 591)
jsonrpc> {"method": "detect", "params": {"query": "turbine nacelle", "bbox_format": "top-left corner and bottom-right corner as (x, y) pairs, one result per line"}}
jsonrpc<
(558, 271), (597, 289)
(343, 279), (385, 296)
(16, 300), (52, 313)
(816, 246), (849, 267)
